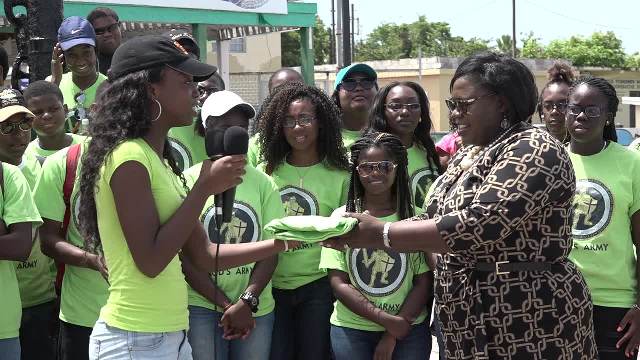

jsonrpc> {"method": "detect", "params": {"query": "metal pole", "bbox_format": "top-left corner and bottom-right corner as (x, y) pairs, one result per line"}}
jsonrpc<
(330, 0), (335, 64)
(350, 3), (355, 62)
(512, 0), (516, 57)
(336, 0), (343, 68)
(5, 0), (63, 89)
(342, 0), (351, 66)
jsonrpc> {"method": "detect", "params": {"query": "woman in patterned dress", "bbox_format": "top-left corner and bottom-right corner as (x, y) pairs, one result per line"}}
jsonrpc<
(325, 52), (597, 359)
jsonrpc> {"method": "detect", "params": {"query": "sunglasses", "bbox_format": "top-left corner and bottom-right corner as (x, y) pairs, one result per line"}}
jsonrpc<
(567, 104), (605, 118)
(0, 118), (33, 135)
(542, 101), (568, 112)
(340, 78), (376, 92)
(385, 102), (421, 112)
(445, 93), (495, 115)
(283, 115), (315, 128)
(94, 22), (119, 36)
(356, 161), (397, 177)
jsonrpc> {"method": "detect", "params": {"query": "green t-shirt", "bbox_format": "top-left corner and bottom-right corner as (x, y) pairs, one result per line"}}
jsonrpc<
(96, 138), (188, 332)
(342, 129), (361, 150)
(184, 163), (283, 316)
(15, 152), (56, 308)
(33, 142), (109, 327)
(0, 163), (43, 339)
(58, 72), (108, 132)
(247, 134), (261, 168)
(320, 212), (429, 332)
(26, 133), (86, 165)
(259, 161), (350, 289)
(168, 120), (207, 172)
(407, 145), (439, 209)
(568, 142), (640, 308)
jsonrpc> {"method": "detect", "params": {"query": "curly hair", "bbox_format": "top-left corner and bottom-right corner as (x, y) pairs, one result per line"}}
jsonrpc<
(367, 81), (442, 176)
(257, 82), (349, 175)
(569, 76), (618, 142)
(450, 52), (538, 125)
(536, 62), (576, 118)
(346, 132), (414, 220)
(78, 66), (186, 252)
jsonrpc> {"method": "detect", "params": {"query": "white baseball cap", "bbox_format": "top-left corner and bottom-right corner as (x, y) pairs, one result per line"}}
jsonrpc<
(200, 90), (256, 128)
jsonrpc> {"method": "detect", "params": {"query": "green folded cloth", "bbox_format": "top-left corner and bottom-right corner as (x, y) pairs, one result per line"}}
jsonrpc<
(265, 216), (359, 243)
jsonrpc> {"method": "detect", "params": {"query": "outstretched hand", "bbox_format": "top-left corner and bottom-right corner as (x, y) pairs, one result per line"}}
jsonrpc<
(322, 212), (385, 250)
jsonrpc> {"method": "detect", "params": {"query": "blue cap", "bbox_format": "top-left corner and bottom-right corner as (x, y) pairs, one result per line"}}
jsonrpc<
(334, 63), (377, 90)
(58, 16), (96, 51)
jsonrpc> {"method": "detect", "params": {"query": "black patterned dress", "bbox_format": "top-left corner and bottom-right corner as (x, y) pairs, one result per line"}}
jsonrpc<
(422, 124), (597, 359)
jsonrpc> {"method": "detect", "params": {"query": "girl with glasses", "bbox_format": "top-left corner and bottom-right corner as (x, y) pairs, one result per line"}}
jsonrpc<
(537, 62), (576, 143)
(321, 132), (431, 360)
(566, 76), (640, 359)
(256, 82), (350, 360)
(367, 81), (442, 208)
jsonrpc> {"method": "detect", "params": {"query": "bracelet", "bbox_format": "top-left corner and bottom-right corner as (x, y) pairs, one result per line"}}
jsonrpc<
(382, 222), (392, 248)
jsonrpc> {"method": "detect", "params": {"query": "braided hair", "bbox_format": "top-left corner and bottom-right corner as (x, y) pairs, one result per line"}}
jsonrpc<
(346, 132), (414, 220)
(367, 81), (442, 176)
(257, 82), (349, 175)
(78, 66), (187, 252)
(569, 76), (618, 142)
(536, 62), (576, 118)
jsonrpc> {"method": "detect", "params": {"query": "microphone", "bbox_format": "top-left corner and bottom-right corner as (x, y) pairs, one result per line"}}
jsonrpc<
(221, 126), (249, 223)
(204, 126), (249, 225)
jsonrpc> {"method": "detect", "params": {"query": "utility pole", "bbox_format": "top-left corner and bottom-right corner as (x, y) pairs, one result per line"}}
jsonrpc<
(342, 0), (351, 66)
(5, 0), (63, 89)
(330, 0), (336, 64)
(336, 0), (343, 67)
(512, 0), (517, 57)
(350, 3), (355, 62)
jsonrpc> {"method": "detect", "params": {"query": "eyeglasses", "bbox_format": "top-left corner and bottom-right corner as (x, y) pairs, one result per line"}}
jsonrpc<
(385, 102), (421, 112)
(340, 78), (376, 92)
(283, 115), (315, 128)
(356, 161), (397, 177)
(445, 93), (495, 115)
(94, 22), (119, 36)
(0, 118), (33, 135)
(542, 101), (568, 113)
(567, 104), (604, 118)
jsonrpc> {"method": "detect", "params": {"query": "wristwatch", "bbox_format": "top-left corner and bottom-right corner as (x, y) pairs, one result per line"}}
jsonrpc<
(239, 291), (259, 313)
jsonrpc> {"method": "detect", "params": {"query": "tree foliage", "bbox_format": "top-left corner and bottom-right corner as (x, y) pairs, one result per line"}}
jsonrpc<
(281, 15), (332, 67)
(354, 16), (489, 61)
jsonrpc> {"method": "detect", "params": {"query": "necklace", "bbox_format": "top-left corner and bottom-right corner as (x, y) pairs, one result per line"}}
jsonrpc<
(286, 154), (319, 187)
(456, 122), (521, 172)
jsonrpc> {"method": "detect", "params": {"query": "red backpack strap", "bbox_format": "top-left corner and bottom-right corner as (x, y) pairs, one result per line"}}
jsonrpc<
(55, 144), (82, 294)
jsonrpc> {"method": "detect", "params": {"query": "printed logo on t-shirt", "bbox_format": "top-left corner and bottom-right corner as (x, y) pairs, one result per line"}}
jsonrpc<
(410, 167), (438, 207)
(572, 179), (614, 239)
(168, 137), (192, 171)
(279, 186), (319, 216)
(348, 248), (407, 297)
(201, 200), (260, 244)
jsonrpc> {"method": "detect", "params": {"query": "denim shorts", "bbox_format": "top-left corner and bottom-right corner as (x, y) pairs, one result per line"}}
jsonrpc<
(89, 319), (192, 360)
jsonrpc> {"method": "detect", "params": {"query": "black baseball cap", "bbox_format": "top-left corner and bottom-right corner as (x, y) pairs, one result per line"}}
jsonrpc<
(108, 35), (216, 81)
(164, 29), (200, 59)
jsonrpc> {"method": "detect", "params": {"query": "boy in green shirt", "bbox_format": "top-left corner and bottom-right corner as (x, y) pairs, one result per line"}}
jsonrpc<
(0, 89), (47, 360)
(24, 81), (86, 164)
(184, 90), (283, 360)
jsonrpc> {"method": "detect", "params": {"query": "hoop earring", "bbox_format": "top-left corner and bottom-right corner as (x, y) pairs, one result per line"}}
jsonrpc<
(500, 114), (510, 130)
(152, 98), (162, 122)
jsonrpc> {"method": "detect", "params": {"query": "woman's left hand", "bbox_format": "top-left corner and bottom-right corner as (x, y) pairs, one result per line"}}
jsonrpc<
(616, 306), (640, 357)
(373, 332), (396, 360)
(322, 212), (386, 250)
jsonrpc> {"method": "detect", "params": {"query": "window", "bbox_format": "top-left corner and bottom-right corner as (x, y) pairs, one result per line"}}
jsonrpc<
(230, 38), (246, 53)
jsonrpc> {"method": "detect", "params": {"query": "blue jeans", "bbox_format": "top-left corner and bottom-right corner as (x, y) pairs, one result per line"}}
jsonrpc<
(188, 305), (274, 360)
(0, 337), (20, 360)
(89, 319), (192, 360)
(270, 276), (333, 360)
(330, 322), (430, 360)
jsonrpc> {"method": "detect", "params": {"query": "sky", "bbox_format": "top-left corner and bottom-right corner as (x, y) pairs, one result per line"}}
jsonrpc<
(308, 0), (640, 54)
